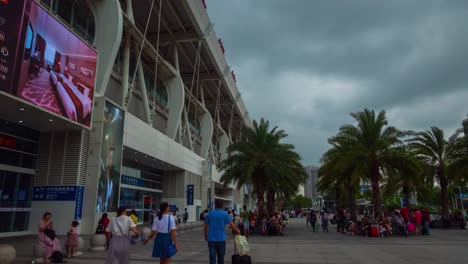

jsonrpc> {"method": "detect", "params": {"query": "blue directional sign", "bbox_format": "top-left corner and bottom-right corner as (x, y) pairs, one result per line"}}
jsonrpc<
(169, 205), (177, 212)
(121, 175), (145, 187)
(74, 186), (84, 220)
(33, 186), (78, 201)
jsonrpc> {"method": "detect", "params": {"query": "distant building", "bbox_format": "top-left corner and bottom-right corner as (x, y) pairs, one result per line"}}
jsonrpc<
(297, 184), (305, 196)
(304, 166), (319, 200)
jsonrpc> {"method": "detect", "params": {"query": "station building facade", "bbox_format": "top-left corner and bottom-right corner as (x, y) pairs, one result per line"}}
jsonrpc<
(0, 0), (252, 237)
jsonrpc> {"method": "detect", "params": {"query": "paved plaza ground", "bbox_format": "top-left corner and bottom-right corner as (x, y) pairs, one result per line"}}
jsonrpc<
(3, 218), (467, 263)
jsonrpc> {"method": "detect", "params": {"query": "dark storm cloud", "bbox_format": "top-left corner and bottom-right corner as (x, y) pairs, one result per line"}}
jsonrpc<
(206, 0), (468, 165)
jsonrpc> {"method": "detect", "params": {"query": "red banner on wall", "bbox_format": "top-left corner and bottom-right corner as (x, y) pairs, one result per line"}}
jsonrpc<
(0, 134), (17, 149)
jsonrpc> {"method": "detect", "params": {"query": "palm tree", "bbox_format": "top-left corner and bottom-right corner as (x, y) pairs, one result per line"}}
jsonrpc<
(321, 109), (409, 217)
(219, 118), (307, 217)
(408, 127), (468, 215)
(318, 134), (363, 220)
(381, 146), (423, 208)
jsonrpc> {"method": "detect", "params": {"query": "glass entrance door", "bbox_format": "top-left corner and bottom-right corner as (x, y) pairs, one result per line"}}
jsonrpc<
(0, 170), (33, 233)
(143, 195), (151, 223)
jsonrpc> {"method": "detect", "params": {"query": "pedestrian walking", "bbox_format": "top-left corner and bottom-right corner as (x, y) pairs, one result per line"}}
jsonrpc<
(183, 208), (189, 223)
(204, 200), (240, 264)
(105, 206), (140, 264)
(144, 202), (178, 264)
(310, 210), (318, 232)
(322, 210), (329, 232)
(130, 210), (139, 244)
(337, 209), (345, 233)
(242, 205), (251, 237)
(96, 213), (110, 250)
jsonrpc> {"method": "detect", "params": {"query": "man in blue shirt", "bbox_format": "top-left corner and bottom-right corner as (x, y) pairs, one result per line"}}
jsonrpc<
(204, 200), (240, 264)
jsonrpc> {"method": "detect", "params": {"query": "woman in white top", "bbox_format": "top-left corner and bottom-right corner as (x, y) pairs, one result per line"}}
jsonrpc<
(105, 206), (140, 264)
(144, 202), (178, 264)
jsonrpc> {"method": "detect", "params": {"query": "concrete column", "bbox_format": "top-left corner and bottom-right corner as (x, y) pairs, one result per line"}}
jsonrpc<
(200, 111), (213, 159)
(219, 133), (230, 162)
(133, 43), (152, 124)
(165, 46), (184, 139)
(81, 97), (106, 235)
(182, 108), (194, 151)
(126, 0), (134, 23)
(88, 0), (123, 96)
(121, 34), (131, 106)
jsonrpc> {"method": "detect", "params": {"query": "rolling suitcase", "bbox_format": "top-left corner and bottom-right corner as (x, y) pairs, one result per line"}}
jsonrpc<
(232, 236), (252, 264)
(370, 224), (379, 237)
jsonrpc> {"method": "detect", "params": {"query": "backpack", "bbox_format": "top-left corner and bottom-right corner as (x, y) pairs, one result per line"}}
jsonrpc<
(51, 250), (63, 263)
(95, 219), (105, 234)
(44, 229), (56, 240)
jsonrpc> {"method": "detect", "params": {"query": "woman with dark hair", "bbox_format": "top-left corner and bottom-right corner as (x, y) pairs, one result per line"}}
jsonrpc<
(105, 206), (140, 264)
(144, 202), (178, 264)
(96, 213), (110, 249)
(38, 212), (62, 264)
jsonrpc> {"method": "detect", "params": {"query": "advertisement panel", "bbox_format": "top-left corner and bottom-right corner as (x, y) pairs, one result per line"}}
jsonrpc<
(187, 184), (194, 205)
(96, 101), (124, 212)
(0, 0), (97, 127)
(0, 0), (25, 89)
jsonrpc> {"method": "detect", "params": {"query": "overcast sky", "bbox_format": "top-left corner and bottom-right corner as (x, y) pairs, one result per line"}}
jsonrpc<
(206, 0), (468, 166)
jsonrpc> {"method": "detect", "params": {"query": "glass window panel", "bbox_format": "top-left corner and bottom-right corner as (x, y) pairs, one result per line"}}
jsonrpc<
(0, 122), (39, 142)
(54, 0), (74, 24)
(0, 148), (20, 167)
(18, 173), (33, 208)
(15, 138), (38, 154)
(73, 1), (95, 43)
(14, 212), (30, 232)
(0, 212), (13, 233)
(21, 154), (36, 169)
(2, 171), (17, 207)
(40, 0), (52, 9)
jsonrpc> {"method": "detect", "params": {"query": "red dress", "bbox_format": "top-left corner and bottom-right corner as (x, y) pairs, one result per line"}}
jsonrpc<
(65, 227), (78, 247)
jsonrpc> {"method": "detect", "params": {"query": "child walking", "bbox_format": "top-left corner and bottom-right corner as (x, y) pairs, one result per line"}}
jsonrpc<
(65, 220), (79, 258)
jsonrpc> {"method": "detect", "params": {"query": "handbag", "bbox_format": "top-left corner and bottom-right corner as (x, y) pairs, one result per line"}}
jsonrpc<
(166, 215), (177, 257)
(232, 235), (252, 264)
(44, 228), (56, 241)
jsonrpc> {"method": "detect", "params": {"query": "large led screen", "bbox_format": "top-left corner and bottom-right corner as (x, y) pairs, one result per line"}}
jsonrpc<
(96, 101), (124, 213)
(0, 0), (97, 127)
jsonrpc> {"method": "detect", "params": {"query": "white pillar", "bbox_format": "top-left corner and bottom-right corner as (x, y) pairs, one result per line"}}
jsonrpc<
(200, 111), (213, 159)
(183, 108), (194, 151)
(81, 97), (106, 235)
(89, 0), (123, 96)
(165, 46), (184, 139)
(219, 133), (230, 161)
(133, 43), (152, 124)
(121, 34), (131, 106)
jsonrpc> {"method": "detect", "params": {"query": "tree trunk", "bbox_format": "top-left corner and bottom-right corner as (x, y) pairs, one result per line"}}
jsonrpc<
(370, 163), (382, 219)
(348, 184), (358, 222)
(439, 174), (449, 216)
(335, 181), (342, 209)
(256, 189), (267, 218)
(267, 189), (275, 214)
(254, 167), (267, 218)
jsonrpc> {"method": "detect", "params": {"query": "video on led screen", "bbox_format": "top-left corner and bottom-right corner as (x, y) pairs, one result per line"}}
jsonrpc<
(0, 0), (97, 127)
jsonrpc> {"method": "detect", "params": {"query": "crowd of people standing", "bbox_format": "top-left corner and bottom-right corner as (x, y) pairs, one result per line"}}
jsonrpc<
(302, 206), (432, 238)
